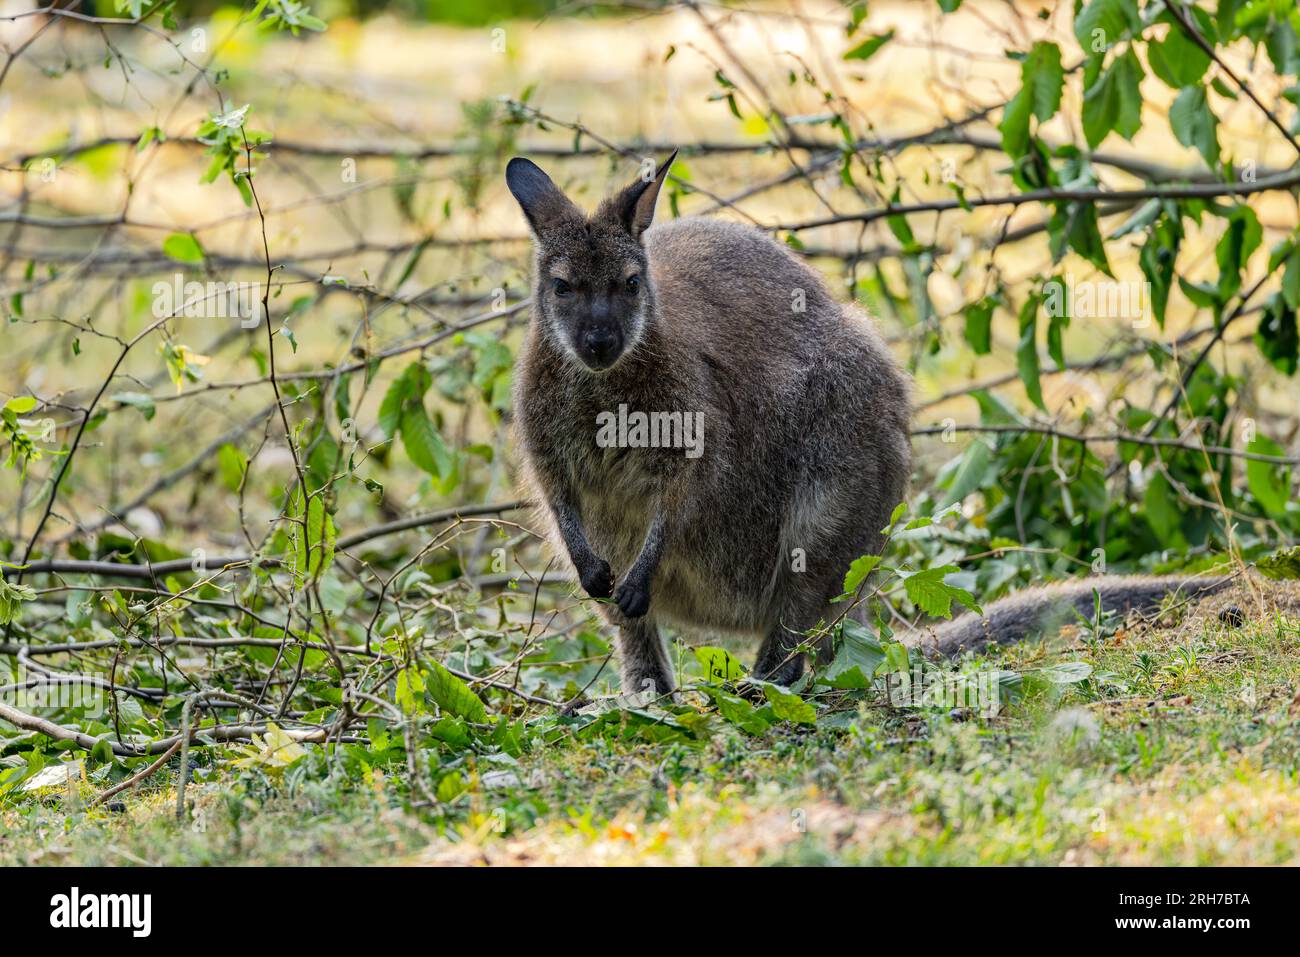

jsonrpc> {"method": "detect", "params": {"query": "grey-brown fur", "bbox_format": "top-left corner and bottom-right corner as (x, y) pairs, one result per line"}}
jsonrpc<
(505, 154), (1228, 695)
(908, 573), (1231, 659)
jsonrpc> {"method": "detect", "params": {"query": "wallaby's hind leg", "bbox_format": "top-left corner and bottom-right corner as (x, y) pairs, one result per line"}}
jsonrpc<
(614, 614), (674, 700)
(753, 624), (805, 686)
(753, 599), (831, 687)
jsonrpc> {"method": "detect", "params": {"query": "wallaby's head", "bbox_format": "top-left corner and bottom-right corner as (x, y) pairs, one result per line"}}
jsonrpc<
(505, 151), (676, 372)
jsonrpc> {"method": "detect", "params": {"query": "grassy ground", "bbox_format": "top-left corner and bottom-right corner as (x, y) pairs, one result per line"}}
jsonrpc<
(4, 577), (1298, 867)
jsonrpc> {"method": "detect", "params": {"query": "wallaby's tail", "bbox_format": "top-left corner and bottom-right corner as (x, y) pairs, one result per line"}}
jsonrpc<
(903, 574), (1233, 659)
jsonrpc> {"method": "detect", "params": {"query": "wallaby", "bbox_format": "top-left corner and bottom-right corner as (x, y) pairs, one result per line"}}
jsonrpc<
(504, 152), (1228, 697)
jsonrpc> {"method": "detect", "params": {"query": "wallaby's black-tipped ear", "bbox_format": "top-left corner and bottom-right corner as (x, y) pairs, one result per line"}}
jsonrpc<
(505, 157), (579, 236)
(607, 149), (677, 240)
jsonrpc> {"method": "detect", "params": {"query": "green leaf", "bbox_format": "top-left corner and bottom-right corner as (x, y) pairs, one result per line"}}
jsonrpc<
(392, 239), (429, 292)
(999, 41), (1063, 157)
(1148, 10), (1214, 88)
(878, 639), (911, 675)
(882, 501), (909, 535)
(396, 666), (425, 715)
(841, 554), (883, 597)
(1178, 276), (1222, 310)
(886, 209), (919, 253)
(938, 438), (994, 509)
(1143, 470), (1181, 542)
(1045, 277), (1070, 368)
(399, 403), (455, 480)
(305, 434), (340, 493)
(367, 717), (391, 752)
(378, 373), (410, 441)
(136, 125), (163, 152)
(1258, 545), (1300, 581)
(1265, 18), (1300, 76)
(1108, 198), (1162, 240)
(1256, 293), (1299, 375)
(1074, 0), (1141, 52)
(425, 660), (488, 723)
(1139, 214), (1181, 328)
(1017, 294), (1045, 410)
(1022, 41), (1065, 121)
(217, 443), (247, 492)
(110, 391), (155, 421)
(1215, 205), (1262, 301)
(431, 716), (472, 749)
(695, 646), (747, 683)
(380, 362), (454, 481)
(293, 494), (336, 580)
(819, 619), (886, 689)
(844, 29), (894, 62)
(1081, 48), (1143, 148)
(1036, 661), (1093, 684)
(161, 232), (204, 263)
(963, 296), (995, 354)
(1169, 85), (1220, 167)
(1246, 435), (1292, 519)
(902, 565), (982, 619)
(761, 684), (817, 724)
(703, 687), (771, 735)
(1049, 201), (1113, 275)
(0, 577), (36, 625)
(159, 341), (210, 392)
(3, 396), (37, 415)
(1282, 245), (1300, 310)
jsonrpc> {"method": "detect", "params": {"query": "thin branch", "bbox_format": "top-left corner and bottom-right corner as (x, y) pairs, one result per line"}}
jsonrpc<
(778, 169), (1300, 233)
(912, 423), (1299, 465)
(14, 500), (527, 579)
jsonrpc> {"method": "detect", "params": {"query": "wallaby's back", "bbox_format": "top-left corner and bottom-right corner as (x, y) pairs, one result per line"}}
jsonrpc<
(642, 219), (913, 633)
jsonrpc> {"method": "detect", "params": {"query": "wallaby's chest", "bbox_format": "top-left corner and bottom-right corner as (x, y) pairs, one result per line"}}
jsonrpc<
(523, 352), (696, 480)
(543, 399), (696, 498)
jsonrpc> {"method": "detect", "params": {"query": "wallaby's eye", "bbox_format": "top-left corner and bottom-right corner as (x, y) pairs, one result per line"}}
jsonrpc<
(552, 278), (572, 298)
(626, 275), (640, 294)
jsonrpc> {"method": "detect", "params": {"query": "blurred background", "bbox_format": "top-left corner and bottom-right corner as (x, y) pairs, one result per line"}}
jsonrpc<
(1, 0), (1297, 692)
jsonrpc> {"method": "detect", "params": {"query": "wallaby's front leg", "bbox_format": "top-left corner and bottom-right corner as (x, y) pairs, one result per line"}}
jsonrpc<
(614, 510), (667, 619)
(552, 496), (613, 599)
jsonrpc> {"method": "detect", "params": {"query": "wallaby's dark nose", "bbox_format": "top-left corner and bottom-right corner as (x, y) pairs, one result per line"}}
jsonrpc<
(578, 326), (623, 370)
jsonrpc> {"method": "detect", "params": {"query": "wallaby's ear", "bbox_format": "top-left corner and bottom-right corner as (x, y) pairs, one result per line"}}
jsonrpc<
(607, 149), (678, 240)
(505, 157), (579, 236)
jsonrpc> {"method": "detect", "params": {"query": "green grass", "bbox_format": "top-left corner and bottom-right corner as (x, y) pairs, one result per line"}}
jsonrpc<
(3, 580), (1299, 867)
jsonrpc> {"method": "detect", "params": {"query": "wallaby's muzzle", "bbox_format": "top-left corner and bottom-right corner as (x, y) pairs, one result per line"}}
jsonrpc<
(576, 324), (625, 371)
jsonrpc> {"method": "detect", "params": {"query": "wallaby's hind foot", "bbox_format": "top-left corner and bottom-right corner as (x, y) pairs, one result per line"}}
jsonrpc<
(614, 614), (674, 702)
(753, 599), (834, 687)
(753, 643), (806, 687)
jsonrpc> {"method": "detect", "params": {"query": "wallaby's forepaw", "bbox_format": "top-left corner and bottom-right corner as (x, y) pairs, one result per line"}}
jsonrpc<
(578, 557), (614, 600)
(615, 576), (651, 618)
